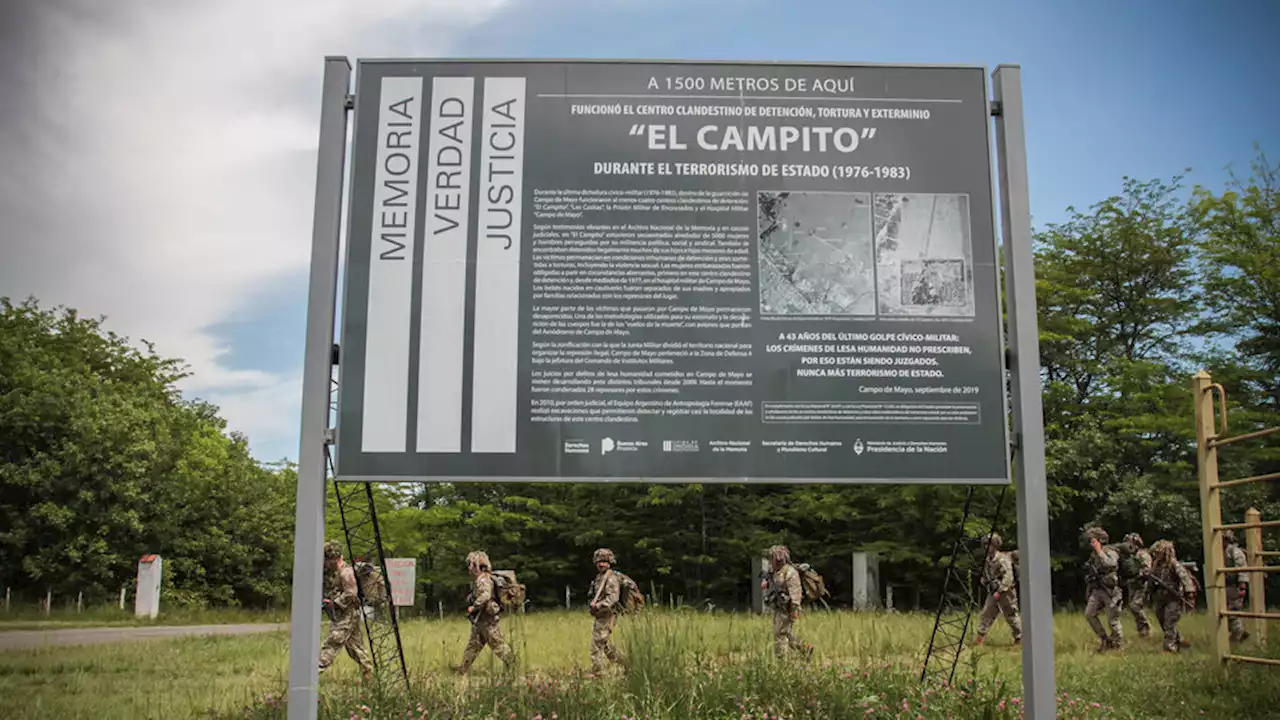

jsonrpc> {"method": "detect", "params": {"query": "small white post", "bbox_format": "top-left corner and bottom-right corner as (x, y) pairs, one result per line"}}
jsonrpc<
(886, 586), (894, 612)
(135, 555), (163, 619)
(437, 600), (443, 621)
(4, 587), (9, 613)
(45, 589), (51, 616)
(77, 591), (83, 613)
(119, 586), (127, 610)
(853, 552), (869, 609)
(565, 585), (571, 610)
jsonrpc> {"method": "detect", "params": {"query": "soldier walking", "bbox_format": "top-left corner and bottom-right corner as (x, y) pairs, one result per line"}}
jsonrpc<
(1143, 540), (1196, 653)
(318, 541), (373, 679)
(973, 533), (1022, 645)
(1082, 527), (1124, 651)
(453, 550), (515, 675)
(587, 548), (628, 677)
(760, 545), (813, 659)
(1120, 533), (1153, 638)
(1223, 530), (1251, 643)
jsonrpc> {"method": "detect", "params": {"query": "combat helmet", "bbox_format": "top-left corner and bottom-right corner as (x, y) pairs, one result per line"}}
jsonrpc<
(1221, 529), (1237, 544)
(985, 532), (1003, 550)
(592, 548), (616, 565)
(1150, 539), (1175, 563)
(766, 544), (791, 566)
(1124, 532), (1144, 547)
(1081, 526), (1109, 544)
(465, 550), (491, 573)
(323, 540), (344, 561)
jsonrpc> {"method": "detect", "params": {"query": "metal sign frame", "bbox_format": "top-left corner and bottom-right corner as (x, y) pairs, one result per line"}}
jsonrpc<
(286, 57), (1054, 720)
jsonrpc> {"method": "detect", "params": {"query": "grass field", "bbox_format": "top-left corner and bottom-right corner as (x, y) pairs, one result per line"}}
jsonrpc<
(1, 609), (1278, 719)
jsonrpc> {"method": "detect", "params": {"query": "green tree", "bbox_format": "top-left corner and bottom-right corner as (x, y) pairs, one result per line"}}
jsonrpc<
(0, 297), (297, 606)
(1193, 146), (1280, 409)
(1032, 174), (1209, 598)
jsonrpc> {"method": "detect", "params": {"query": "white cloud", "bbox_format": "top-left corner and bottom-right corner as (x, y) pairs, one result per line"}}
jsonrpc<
(1, 0), (511, 460)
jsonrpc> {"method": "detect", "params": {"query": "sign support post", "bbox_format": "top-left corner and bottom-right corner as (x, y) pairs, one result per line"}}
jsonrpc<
(992, 64), (1056, 718)
(287, 55), (351, 720)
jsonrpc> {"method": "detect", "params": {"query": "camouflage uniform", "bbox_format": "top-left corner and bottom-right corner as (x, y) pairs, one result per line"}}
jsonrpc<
(1082, 527), (1124, 650)
(1224, 531), (1250, 642)
(456, 550), (515, 674)
(318, 541), (373, 677)
(588, 548), (628, 675)
(764, 545), (811, 659)
(1144, 540), (1195, 653)
(975, 533), (1022, 644)
(1120, 533), (1152, 638)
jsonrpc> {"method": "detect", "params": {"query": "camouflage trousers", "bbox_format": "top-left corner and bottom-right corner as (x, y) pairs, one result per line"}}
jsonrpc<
(590, 613), (626, 673)
(1154, 598), (1186, 652)
(1227, 584), (1247, 641)
(319, 610), (372, 675)
(460, 614), (515, 671)
(1125, 581), (1151, 636)
(976, 590), (1022, 641)
(772, 610), (809, 658)
(1085, 586), (1123, 644)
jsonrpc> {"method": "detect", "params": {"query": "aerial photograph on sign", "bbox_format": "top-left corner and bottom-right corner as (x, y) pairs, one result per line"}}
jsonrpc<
(874, 193), (977, 318)
(757, 191), (877, 317)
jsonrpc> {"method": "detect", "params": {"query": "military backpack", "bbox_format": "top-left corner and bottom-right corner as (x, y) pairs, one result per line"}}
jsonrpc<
(353, 561), (389, 609)
(614, 571), (646, 614)
(794, 563), (831, 606)
(491, 570), (526, 612)
(589, 570), (646, 614)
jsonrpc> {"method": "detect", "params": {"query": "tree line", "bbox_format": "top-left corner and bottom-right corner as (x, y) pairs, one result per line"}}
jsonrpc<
(1, 148), (1276, 610)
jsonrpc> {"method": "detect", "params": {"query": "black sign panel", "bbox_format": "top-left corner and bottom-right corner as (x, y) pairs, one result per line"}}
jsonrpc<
(335, 60), (1009, 484)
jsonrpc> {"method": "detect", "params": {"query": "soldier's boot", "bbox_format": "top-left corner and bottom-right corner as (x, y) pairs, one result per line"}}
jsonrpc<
(1095, 635), (1111, 653)
(1012, 635), (1022, 646)
(802, 643), (814, 661)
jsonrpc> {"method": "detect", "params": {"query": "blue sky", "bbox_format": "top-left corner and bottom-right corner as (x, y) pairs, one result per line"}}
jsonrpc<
(5, 0), (1277, 464)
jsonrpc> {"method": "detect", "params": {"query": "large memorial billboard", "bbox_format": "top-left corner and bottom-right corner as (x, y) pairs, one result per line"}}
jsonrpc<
(334, 60), (1010, 484)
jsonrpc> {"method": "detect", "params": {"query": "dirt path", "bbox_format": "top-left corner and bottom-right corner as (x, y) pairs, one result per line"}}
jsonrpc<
(0, 623), (288, 650)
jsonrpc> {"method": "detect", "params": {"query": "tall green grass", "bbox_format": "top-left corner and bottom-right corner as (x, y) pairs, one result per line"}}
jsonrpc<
(280, 609), (1280, 719)
(3, 609), (1279, 718)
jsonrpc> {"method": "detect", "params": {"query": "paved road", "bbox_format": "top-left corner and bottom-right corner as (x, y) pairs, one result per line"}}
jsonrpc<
(0, 623), (288, 650)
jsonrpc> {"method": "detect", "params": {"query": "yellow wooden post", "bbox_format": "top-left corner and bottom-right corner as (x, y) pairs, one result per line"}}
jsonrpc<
(1193, 370), (1228, 663)
(1244, 507), (1268, 646)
